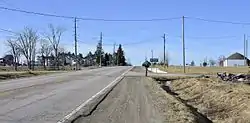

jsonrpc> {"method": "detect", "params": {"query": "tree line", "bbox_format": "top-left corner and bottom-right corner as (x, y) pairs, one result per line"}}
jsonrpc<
(4, 24), (129, 71)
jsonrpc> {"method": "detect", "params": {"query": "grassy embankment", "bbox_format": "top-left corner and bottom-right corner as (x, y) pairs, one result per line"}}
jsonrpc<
(152, 76), (250, 123)
(158, 66), (250, 74)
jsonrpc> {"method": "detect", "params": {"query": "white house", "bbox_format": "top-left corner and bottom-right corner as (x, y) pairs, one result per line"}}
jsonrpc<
(223, 52), (249, 67)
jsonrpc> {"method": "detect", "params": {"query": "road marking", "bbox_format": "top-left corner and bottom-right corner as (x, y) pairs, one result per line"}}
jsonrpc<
(57, 67), (134, 123)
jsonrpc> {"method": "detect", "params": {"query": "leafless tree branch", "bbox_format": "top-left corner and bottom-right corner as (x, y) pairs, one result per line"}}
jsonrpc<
(16, 27), (39, 70)
(45, 24), (65, 69)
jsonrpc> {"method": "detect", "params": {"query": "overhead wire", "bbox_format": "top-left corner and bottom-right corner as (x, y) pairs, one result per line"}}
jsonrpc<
(0, 6), (74, 19)
(0, 28), (18, 34)
(183, 35), (239, 39)
(185, 16), (250, 25)
(2, 6), (250, 24)
(0, 27), (241, 46)
(0, 6), (181, 21)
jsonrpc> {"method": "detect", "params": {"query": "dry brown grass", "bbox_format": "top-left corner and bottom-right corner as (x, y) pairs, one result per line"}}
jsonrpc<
(158, 66), (250, 74)
(0, 71), (57, 81)
(0, 66), (76, 71)
(145, 78), (209, 123)
(170, 77), (250, 123)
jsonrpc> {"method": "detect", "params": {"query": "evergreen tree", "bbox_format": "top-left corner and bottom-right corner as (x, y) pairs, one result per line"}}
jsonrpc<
(95, 40), (104, 65)
(117, 44), (126, 66)
(190, 61), (195, 66)
(104, 53), (109, 66)
(85, 51), (95, 66)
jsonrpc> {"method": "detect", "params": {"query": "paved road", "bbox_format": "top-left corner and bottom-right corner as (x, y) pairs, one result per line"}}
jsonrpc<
(0, 66), (130, 123)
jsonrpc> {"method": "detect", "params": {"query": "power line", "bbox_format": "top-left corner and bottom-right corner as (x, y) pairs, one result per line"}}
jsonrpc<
(0, 27), (240, 41)
(184, 35), (239, 39)
(0, 6), (181, 21)
(0, 6), (74, 19)
(186, 16), (250, 25)
(0, 28), (18, 34)
(2, 6), (250, 24)
(78, 17), (181, 22)
(169, 35), (239, 40)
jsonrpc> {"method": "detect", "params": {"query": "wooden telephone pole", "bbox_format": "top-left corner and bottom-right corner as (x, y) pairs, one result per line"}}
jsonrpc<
(74, 17), (78, 70)
(163, 33), (166, 67)
(182, 16), (186, 73)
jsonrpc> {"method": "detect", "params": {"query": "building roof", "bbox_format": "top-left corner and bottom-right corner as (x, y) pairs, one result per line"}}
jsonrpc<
(227, 52), (248, 60)
(3, 55), (13, 60)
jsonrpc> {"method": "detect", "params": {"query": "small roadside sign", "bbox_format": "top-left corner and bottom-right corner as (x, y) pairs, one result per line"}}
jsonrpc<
(150, 58), (159, 63)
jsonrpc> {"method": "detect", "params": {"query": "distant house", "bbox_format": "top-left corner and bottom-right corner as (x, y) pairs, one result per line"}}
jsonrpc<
(223, 52), (249, 66)
(65, 56), (75, 65)
(0, 58), (4, 66)
(0, 55), (14, 66)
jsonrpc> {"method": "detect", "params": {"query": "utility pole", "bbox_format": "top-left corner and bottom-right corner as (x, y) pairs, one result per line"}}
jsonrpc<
(182, 16), (186, 73)
(163, 33), (166, 67)
(244, 34), (246, 66)
(151, 50), (153, 60)
(74, 17), (78, 70)
(151, 50), (154, 64)
(246, 37), (248, 60)
(113, 42), (116, 66)
(99, 32), (103, 67)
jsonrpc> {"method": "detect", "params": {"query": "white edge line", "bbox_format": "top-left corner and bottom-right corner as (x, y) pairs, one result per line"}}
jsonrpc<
(57, 66), (134, 123)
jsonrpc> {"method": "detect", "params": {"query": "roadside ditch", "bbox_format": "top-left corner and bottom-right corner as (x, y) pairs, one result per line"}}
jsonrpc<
(153, 76), (250, 123)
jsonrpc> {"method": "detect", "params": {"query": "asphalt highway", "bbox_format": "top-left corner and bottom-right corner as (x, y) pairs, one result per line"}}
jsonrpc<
(0, 66), (130, 123)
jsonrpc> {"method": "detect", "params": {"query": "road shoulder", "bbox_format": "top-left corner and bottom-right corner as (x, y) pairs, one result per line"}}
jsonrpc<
(74, 75), (207, 123)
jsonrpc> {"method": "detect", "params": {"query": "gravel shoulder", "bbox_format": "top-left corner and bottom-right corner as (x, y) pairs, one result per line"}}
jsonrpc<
(74, 76), (164, 123)
(74, 74), (208, 123)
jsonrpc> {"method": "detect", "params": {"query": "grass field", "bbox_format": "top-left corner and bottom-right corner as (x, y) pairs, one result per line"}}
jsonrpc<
(0, 66), (76, 71)
(158, 66), (250, 74)
(0, 71), (59, 81)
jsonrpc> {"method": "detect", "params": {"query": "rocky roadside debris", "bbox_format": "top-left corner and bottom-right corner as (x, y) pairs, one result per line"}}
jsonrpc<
(217, 72), (250, 83)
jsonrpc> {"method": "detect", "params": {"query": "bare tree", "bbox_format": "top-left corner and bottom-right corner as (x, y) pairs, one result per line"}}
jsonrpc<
(45, 24), (64, 70)
(58, 46), (66, 70)
(6, 39), (20, 71)
(209, 59), (216, 66)
(40, 39), (52, 70)
(218, 55), (226, 66)
(16, 27), (38, 70)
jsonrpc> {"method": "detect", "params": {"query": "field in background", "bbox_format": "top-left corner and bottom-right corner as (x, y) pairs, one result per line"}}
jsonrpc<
(0, 71), (60, 81)
(0, 66), (80, 71)
(158, 66), (250, 74)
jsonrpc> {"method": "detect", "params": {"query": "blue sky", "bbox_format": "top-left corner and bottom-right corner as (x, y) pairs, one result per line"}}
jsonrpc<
(0, 0), (250, 65)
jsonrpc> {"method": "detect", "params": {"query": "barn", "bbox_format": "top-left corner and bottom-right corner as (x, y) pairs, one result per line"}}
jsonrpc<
(223, 52), (249, 67)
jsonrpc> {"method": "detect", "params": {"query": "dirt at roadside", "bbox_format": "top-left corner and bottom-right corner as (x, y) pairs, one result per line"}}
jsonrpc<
(169, 77), (250, 123)
(74, 76), (206, 123)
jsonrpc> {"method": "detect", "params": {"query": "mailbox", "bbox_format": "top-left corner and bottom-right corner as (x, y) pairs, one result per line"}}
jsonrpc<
(142, 61), (151, 76)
